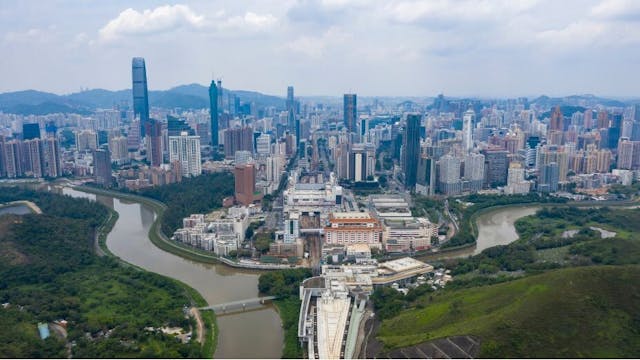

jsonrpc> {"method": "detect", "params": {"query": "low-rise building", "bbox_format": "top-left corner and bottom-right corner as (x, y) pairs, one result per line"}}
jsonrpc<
(324, 212), (384, 249)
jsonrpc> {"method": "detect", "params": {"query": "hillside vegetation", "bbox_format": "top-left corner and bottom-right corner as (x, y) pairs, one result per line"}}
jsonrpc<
(136, 172), (234, 235)
(377, 265), (640, 358)
(0, 188), (206, 358)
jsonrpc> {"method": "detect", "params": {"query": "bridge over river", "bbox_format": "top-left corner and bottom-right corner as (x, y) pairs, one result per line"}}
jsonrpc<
(200, 296), (278, 314)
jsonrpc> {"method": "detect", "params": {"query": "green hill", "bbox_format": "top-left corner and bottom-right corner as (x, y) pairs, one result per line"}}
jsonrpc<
(377, 265), (640, 358)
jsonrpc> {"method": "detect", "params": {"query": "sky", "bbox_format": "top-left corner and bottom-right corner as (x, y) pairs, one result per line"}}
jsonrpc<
(2, 0), (640, 97)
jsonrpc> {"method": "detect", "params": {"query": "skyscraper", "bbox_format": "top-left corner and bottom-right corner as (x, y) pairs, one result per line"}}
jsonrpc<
(234, 163), (256, 206)
(462, 109), (475, 153)
(145, 119), (163, 167)
(344, 94), (357, 133)
(169, 132), (202, 177)
(550, 106), (563, 131)
(209, 80), (219, 147)
(132, 57), (149, 136)
(286, 86), (299, 148)
(402, 114), (421, 189)
(223, 126), (253, 159)
(93, 148), (112, 187)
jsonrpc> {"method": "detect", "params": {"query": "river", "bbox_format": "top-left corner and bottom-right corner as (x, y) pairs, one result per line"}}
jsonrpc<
(421, 206), (540, 261)
(62, 188), (283, 359)
(0, 204), (31, 216)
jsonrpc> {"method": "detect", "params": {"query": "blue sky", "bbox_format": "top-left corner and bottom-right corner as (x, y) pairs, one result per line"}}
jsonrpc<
(1, 0), (640, 97)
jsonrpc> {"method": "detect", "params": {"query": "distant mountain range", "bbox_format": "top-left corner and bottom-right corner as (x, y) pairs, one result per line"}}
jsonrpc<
(0, 84), (286, 115)
(0, 85), (636, 116)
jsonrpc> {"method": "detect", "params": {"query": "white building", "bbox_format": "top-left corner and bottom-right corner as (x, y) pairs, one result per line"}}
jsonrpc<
(505, 162), (531, 194)
(169, 131), (201, 177)
(109, 136), (129, 164)
(76, 129), (98, 152)
(463, 109), (475, 153)
(256, 133), (271, 156)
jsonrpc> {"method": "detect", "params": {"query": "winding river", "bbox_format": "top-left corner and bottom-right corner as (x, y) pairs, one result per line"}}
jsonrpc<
(62, 188), (283, 359)
(59, 185), (543, 358)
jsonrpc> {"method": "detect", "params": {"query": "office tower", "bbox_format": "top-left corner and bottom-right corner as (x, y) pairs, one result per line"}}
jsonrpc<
(349, 143), (375, 182)
(76, 129), (98, 152)
(22, 123), (41, 140)
(256, 133), (271, 156)
(217, 79), (223, 111)
(438, 154), (462, 195)
(169, 131), (202, 177)
(286, 86), (299, 148)
(505, 162), (530, 194)
(464, 152), (485, 192)
(42, 137), (62, 178)
(538, 162), (559, 192)
(234, 163), (256, 206)
(608, 113), (622, 149)
(462, 109), (475, 152)
(109, 136), (129, 165)
(343, 94), (357, 133)
(416, 156), (436, 196)
(93, 148), (112, 187)
(402, 114), (421, 189)
(223, 126), (253, 159)
(145, 119), (163, 167)
(209, 80), (219, 147)
(127, 120), (141, 151)
(132, 57), (150, 136)
(360, 117), (369, 142)
(550, 106), (563, 131)
(482, 149), (509, 187)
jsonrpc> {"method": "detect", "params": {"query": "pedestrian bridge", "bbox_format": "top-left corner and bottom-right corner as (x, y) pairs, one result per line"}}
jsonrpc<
(199, 296), (278, 313)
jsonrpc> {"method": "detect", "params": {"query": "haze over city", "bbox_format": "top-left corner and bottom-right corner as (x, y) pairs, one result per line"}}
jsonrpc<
(3, 0), (640, 97)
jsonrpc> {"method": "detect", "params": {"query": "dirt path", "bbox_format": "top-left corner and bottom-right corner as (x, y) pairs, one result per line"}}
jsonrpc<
(189, 307), (205, 344)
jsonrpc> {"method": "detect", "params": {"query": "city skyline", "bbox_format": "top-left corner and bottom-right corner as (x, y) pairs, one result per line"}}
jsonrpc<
(3, 0), (640, 97)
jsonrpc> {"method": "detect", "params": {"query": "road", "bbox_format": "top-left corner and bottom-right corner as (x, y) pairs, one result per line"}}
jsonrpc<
(189, 307), (205, 344)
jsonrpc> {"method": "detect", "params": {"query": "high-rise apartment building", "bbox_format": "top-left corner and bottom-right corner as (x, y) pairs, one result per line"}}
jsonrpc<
(127, 120), (141, 151)
(464, 152), (485, 192)
(505, 162), (530, 194)
(402, 114), (421, 189)
(76, 129), (98, 152)
(343, 94), (357, 133)
(42, 137), (62, 178)
(256, 133), (271, 156)
(169, 132), (201, 177)
(483, 148), (509, 187)
(132, 57), (150, 136)
(109, 136), (129, 165)
(549, 106), (563, 131)
(223, 126), (253, 159)
(438, 154), (462, 195)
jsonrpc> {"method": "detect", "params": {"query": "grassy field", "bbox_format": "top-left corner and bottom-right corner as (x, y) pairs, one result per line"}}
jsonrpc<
(377, 265), (640, 358)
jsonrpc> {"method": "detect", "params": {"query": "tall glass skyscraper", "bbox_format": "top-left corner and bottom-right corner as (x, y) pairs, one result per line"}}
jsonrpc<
(402, 113), (421, 189)
(209, 80), (219, 147)
(343, 94), (357, 134)
(131, 57), (149, 136)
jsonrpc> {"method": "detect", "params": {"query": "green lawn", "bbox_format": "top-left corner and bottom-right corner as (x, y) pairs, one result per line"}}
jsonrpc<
(377, 265), (640, 358)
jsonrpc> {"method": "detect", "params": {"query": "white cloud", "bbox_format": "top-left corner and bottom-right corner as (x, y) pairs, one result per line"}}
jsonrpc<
(590, 0), (640, 20)
(99, 4), (205, 41)
(219, 12), (278, 31)
(285, 26), (351, 57)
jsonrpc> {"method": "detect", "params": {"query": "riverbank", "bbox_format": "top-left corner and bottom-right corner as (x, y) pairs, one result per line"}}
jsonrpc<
(78, 186), (218, 358)
(0, 200), (42, 214)
(74, 186), (296, 270)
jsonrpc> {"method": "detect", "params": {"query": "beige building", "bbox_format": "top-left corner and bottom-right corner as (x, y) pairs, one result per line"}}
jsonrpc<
(324, 212), (383, 249)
